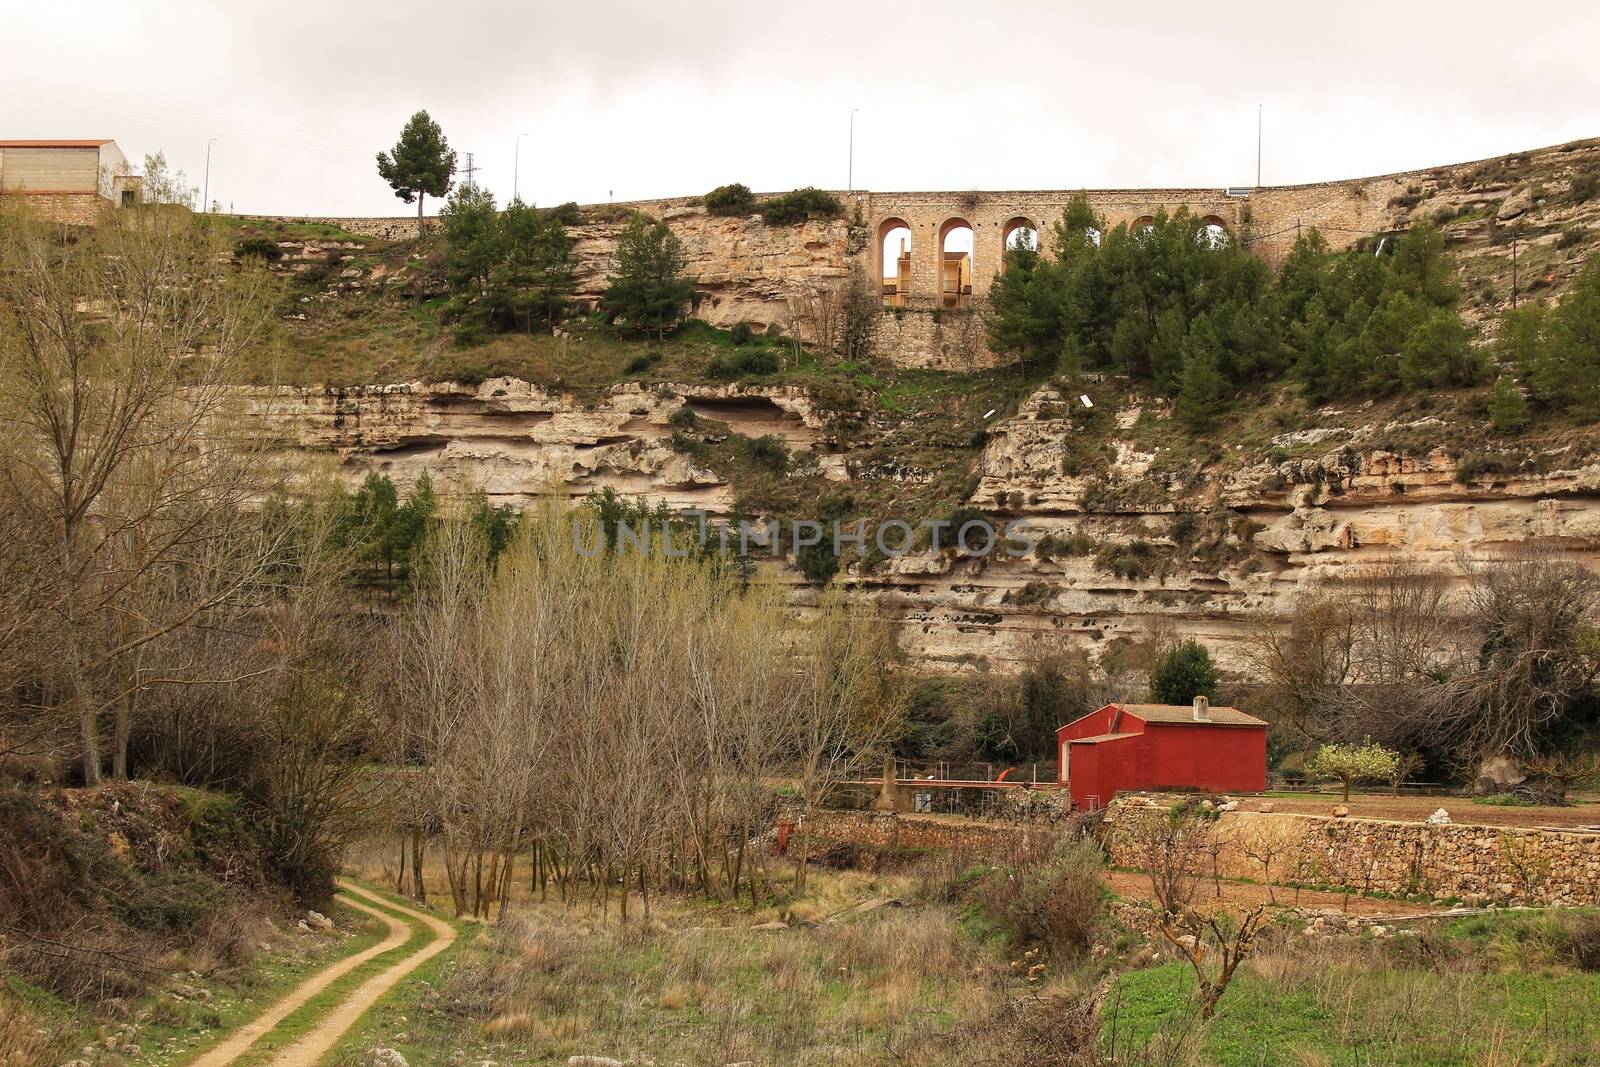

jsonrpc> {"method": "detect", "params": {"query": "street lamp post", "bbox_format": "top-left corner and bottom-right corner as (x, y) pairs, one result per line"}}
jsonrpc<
(514, 133), (529, 204)
(848, 109), (859, 194)
(203, 137), (218, 213)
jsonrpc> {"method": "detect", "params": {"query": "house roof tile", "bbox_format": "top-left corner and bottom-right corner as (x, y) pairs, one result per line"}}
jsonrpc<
(1114, 702), (1266, 727)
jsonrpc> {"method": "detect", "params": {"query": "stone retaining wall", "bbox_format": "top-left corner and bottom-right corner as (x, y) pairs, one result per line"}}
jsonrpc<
(808, 798), (1600, 907)
(1104, 799), (1600, 907)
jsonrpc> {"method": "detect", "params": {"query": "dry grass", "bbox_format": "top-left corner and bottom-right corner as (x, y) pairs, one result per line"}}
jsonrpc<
(0, 995), (67, 1067)
(406, 868), (1020, 1065)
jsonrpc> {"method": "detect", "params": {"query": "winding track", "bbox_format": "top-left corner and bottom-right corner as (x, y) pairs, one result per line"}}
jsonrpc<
(188, 880), (455, 1067)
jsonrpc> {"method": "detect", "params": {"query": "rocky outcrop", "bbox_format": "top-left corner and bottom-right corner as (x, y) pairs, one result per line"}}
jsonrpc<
(257, 377), (1600, 675)
(250, 378), (834, 514)
(568, 206), (850, 335)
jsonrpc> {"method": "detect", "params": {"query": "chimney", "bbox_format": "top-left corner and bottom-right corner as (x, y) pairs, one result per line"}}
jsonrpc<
(1192, 695), (1210, 721)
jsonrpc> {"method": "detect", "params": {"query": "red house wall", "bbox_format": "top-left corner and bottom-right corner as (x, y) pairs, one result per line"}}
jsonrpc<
(1142, 724), (1267, 794)
(1056, 706), (1137, 786)
(1058, 705), (1120, 742)
(1067, 734), (1144, 810)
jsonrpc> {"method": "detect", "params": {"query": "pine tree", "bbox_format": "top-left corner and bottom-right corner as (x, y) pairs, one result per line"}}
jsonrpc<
(1385, 223), (1459, 308)
(1176, 314), (1228, 429)
(1398, 308), (1478, 390)
(495, 199), (576, 332)
(1149, 640), (1219, 705)
(441, 184), (502, 297)
(600, 214), (695, 339)
(376, 110), (457, 238)
(1488, 375), (1530, 434)
(1545, 262), (1600, 415)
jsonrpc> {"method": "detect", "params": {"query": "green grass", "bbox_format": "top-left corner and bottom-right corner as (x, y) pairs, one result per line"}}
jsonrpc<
(1474, 792), (1539, 807)
(196, 215), (371, 243)
(1107, 911), (1600, 1066)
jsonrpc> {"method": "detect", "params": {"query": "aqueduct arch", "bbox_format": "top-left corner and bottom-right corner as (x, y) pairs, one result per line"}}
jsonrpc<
(877, 217), (912, 307)
(938, 218), (974, 308)
(860, 190), (1244, 313)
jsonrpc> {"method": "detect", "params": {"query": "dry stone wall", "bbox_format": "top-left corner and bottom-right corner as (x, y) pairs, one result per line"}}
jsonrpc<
(1103, 796), (1600, 908)
(807, 801), (1600, 908)
(6, 192), (104, 225)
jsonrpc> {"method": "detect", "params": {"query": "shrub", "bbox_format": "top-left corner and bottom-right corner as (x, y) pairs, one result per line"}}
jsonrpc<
(1556, 224), (1588, 250)
(759, 187), (843, 226)
(730, 320), (755, 345)
(744, 434), (788, 471)
(1035, 532), (1096, 558)
(976, 836), (1104, 958)
(703, 183), (756, 217)
(667, 405), (698, 428)
(624, 354), (654, 374)
(1572, 169), (1599, 203)
(1092, 538), (1159, 580)
(1454, 450), (1517, 483)
(707, 347), (779, 378)
(1568, 913), (1600, 971)
(233, 235), (282, 262)
(1005, 580), (1055, 606)
(543, 201), (582, 225)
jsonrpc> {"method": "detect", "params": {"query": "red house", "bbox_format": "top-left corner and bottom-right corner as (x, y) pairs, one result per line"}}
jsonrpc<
(1057, 697), (1267, 810)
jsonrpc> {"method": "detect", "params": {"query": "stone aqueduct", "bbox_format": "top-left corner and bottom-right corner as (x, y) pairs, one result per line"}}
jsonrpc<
(861, 188), (1245, 310)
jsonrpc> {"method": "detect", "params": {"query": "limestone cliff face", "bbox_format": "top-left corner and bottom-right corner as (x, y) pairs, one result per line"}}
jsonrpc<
(257, 379), (1600, 675)
(567, 206), (851, 334)
(252, 377), (834, 515)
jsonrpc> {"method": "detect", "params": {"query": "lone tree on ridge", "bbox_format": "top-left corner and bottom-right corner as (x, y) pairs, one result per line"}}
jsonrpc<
(377, 110), (457, 238)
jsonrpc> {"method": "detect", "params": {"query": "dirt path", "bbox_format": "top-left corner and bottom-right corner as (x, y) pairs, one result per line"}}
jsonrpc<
(188, 881), (454, 1067)
(260, 882), (455, 1067)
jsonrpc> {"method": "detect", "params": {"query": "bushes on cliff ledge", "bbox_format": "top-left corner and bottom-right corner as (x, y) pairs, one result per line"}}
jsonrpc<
(759, 187), (843, 226)
(704, 182), (756, 216)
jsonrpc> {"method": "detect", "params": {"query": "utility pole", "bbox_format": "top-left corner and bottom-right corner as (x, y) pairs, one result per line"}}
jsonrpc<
(513, 132), (529, 203)
(461, 152), (478, 188)
(1511, 227), (1519, 309)
(1256, 104), (1262, 188)
(203, 137), (218, 213)
(848, 108), (859, 194)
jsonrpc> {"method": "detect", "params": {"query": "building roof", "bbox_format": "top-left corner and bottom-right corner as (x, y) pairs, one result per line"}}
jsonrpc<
(1067, 732), (1140, 744)
(1115, 703), (1267, 727)
(0, 140), (114, 148)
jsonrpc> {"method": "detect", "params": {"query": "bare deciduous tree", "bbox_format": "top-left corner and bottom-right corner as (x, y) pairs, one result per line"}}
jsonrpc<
(785, 586), (906, 892)
(0, 205), (286, 785)
(386, 498), (907, 917)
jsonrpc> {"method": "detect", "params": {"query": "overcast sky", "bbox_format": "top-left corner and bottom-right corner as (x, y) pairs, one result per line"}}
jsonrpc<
(4, 1), (1597, 217)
